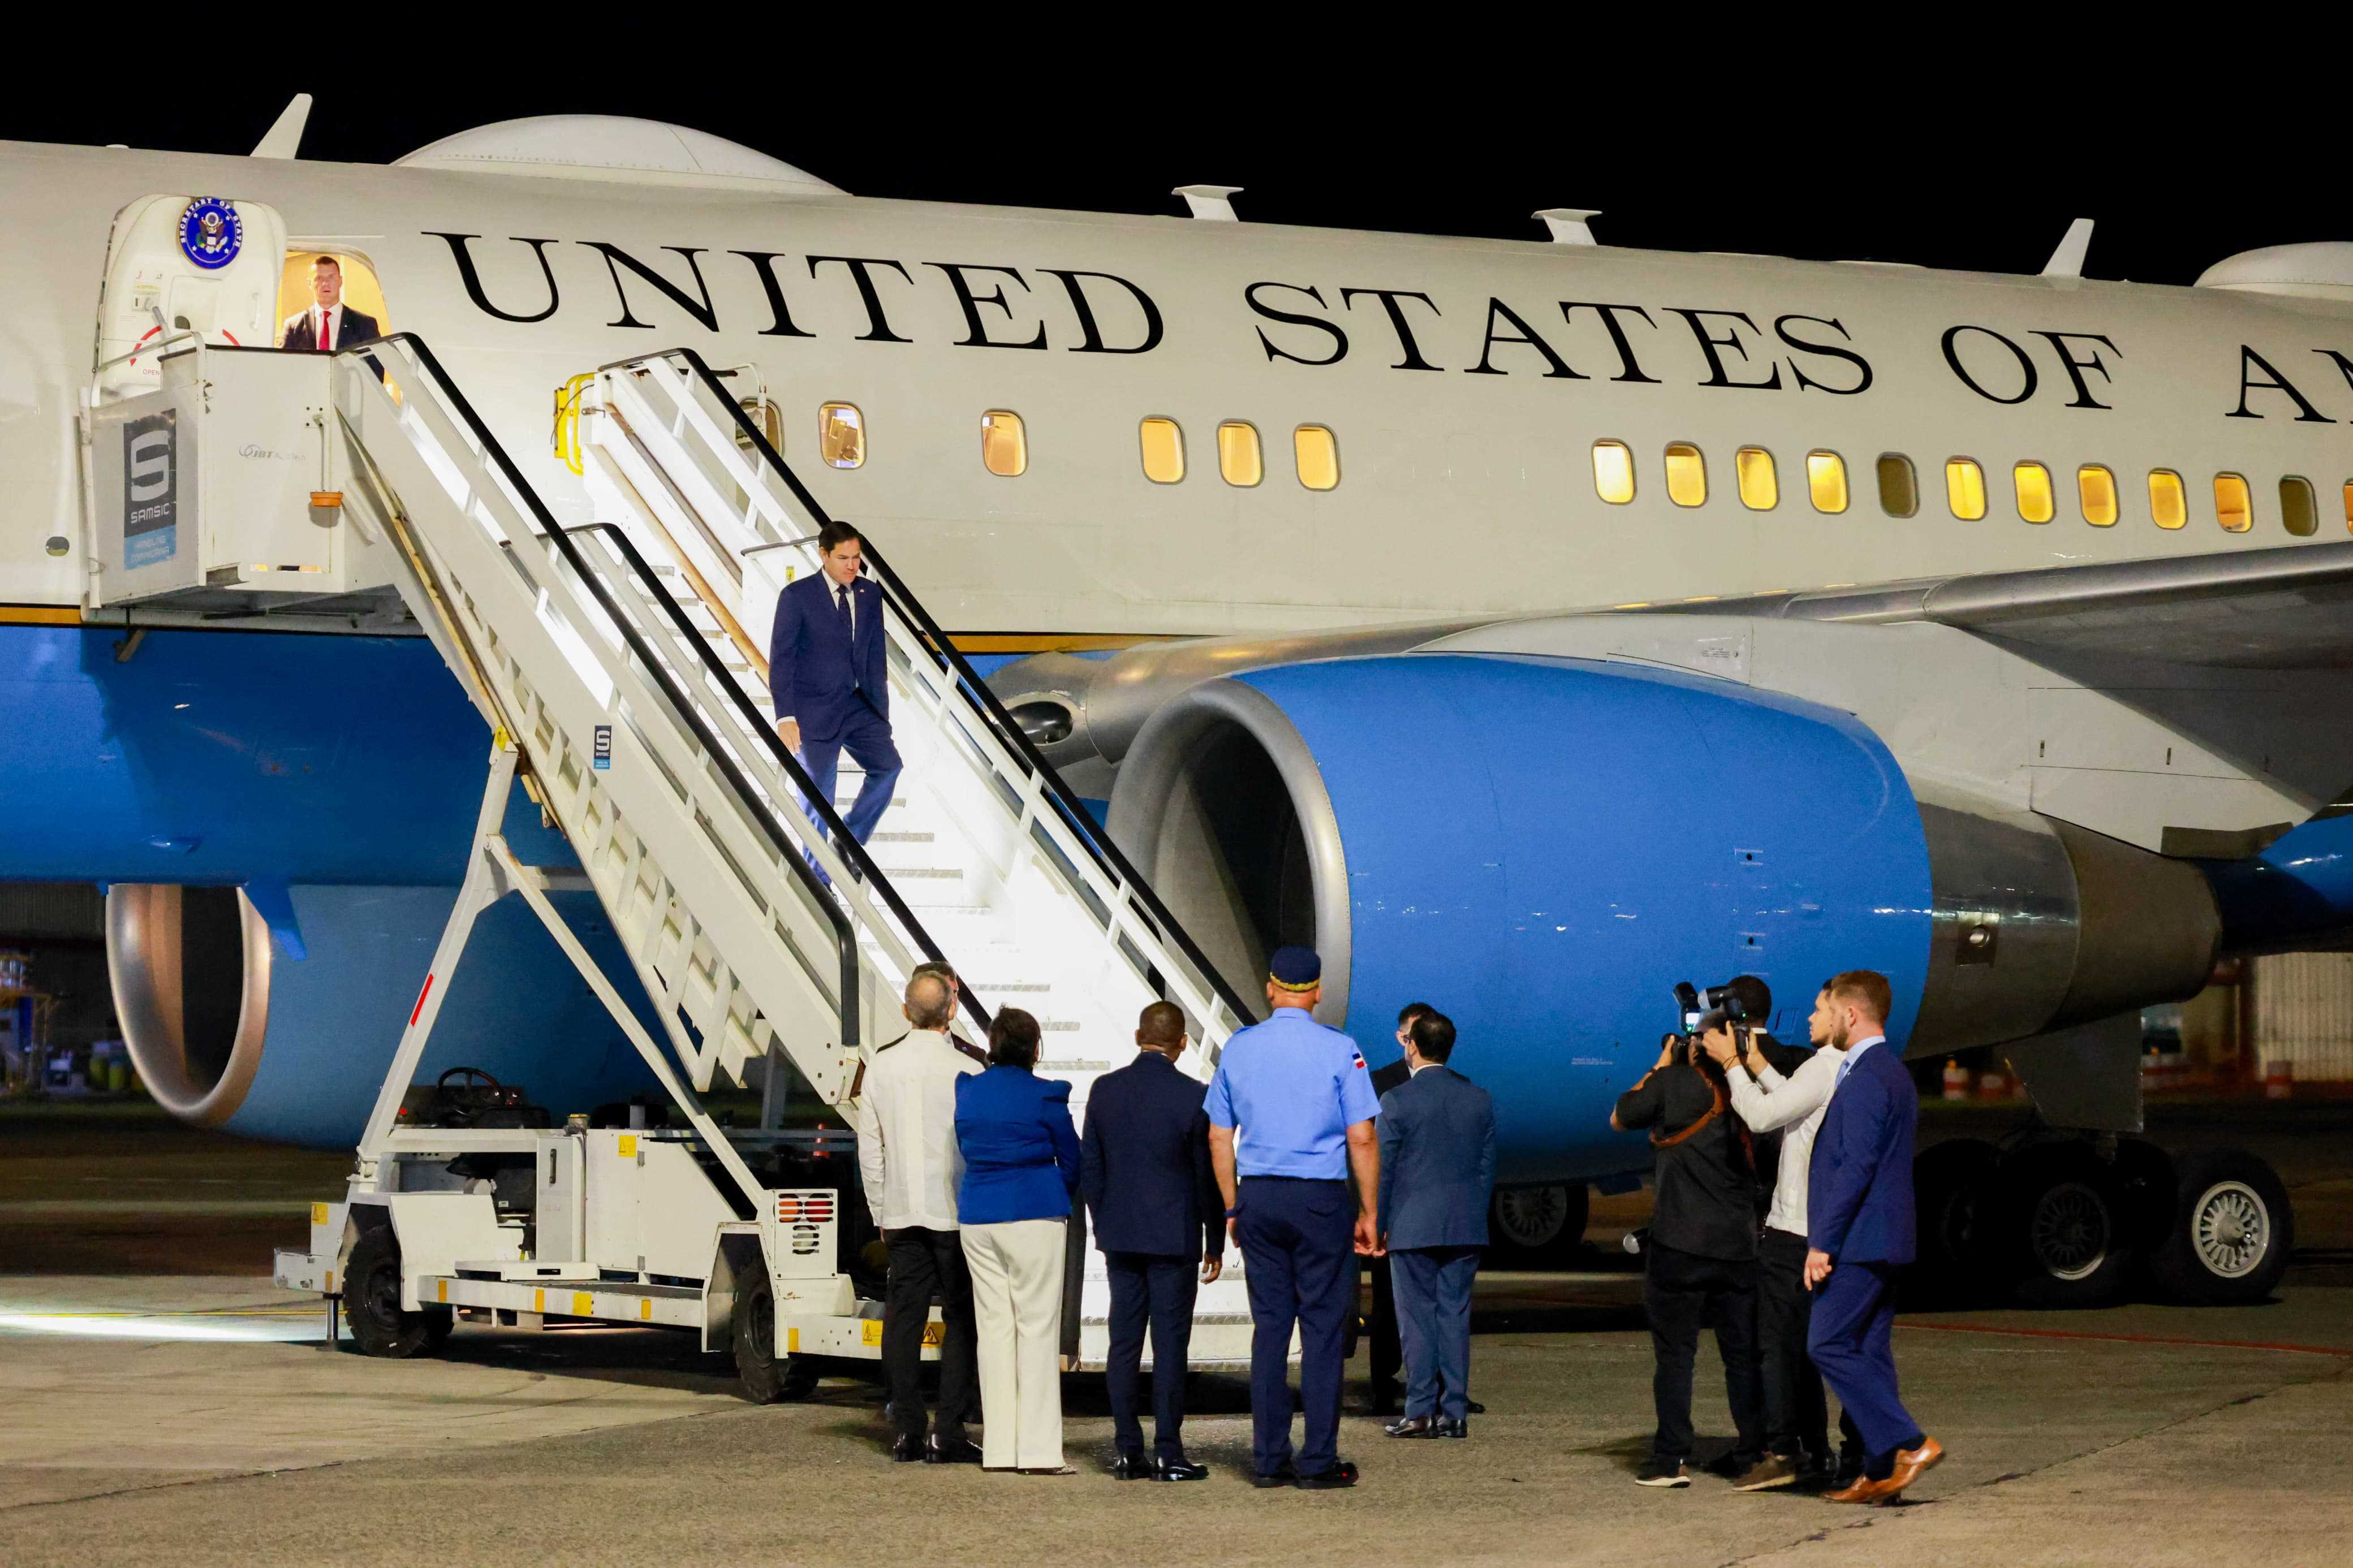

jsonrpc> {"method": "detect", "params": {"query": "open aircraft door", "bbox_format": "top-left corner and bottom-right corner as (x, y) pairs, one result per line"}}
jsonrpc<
(93, 194), (288, 395)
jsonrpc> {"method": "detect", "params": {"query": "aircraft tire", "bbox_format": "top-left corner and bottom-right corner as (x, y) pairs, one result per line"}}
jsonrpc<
(2149, 1148), (2294, 1306)
(1996, 1143), (2135, 1310)
(1486, 1183), (1589, 1268)
(1909, 1138), (2001, 1303)
(342, 1226), (453, 1358)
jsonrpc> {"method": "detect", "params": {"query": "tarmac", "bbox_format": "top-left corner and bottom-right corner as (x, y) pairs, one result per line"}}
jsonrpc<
(4, 1099), (2351, 1566)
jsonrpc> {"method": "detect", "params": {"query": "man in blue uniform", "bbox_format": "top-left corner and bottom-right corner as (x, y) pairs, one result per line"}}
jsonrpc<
(769, 521), (898, 852)
(1205, 945), (1382, 1491)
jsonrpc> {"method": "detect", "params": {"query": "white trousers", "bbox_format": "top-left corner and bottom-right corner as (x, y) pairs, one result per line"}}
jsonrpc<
(960, 1217), (1067, 1470)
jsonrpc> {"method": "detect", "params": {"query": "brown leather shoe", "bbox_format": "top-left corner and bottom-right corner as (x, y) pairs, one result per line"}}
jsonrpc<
(1888, 1436), (1943, 1492)
(1822, 1474), (1902, 1505)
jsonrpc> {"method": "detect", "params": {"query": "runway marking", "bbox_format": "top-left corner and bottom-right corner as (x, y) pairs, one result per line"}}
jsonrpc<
(1897, 1319), (2353, 1358)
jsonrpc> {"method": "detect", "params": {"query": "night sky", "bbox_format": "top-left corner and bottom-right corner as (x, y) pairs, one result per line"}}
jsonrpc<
(3, 67), (2313, 290)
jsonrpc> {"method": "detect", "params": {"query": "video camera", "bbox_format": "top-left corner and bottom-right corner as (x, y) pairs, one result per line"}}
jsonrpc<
(1666, 980), (1753, 1065)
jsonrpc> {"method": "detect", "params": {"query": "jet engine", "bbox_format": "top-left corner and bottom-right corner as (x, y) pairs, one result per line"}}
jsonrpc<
(107, 882), (660, 1147)
(1105, 653), (2221, 1185)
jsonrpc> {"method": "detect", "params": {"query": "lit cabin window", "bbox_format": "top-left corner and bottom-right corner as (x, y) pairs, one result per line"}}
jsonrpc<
(980, 410), (1026, 477)
(1735, 447), (1777, 509)
(2215, 472), (2252, 532)
(1806, 451), (1848, 513)
(2281, 475), (2318, 537)
(2013, 463), (2054, 524)
(1664, 443), (1706, 507)
(1945, 458), (1987, 521)
(1139, 417), (1184, 483)
(818, 402), (864, 469)
(1593, 440), (1635, 503)
(2344, 480), (2353, 532)
(1217, 421), (1263, 487)
(1294, 425), (1340, 490)
(2079, 465), (2118, 526)
(1876, 455), (1918, 518)
(2147, 470), (2188, 530)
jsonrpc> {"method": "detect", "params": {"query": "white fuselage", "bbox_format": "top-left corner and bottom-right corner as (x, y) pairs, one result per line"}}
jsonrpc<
(6, 138), (2351, 637)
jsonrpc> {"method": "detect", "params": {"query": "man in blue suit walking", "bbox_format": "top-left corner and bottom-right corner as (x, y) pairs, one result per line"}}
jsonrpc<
(769, 521), (899, 850)
(1080, 1000), (1225, 1480)
(1375, 1009), (1496, 1440)
(1804, 970), (1943, 1505)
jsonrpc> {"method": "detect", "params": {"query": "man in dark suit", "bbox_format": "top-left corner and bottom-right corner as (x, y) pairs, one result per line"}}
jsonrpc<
(1804, 969), (1942, 1505)
(1365, 1000), (1432, 1414)
(1080, 1000), (1223, 1480)
(1377, 1010), (1497, 1440)
(769, 521), (899, 853)
(279, 256), (381, 351)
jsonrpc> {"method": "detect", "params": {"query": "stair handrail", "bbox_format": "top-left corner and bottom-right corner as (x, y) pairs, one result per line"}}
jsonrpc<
(615, 345), (1258, 1040)
(344, 332), (874, 1052)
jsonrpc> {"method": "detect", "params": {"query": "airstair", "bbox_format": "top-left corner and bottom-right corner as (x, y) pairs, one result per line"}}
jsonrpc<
(87, 332), (1261, 1389)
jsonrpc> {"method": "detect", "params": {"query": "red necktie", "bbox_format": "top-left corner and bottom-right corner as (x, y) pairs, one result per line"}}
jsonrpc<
(318, 308), (332, 352)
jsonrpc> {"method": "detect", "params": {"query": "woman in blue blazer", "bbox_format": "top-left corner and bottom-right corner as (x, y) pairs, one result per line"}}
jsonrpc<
(955, 1008), (1082, 1472)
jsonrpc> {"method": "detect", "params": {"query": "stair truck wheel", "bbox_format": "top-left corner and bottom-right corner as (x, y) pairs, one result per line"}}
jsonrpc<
(342, 1225), (454, 1358)
(1488, 1183), (1590, 1268)
(1910, 1138), (2001, 1303)
(734, 1272), (786, 1403)
(2149, 1148), (2294, 1305)
(1996, 1143), (2136, 1310)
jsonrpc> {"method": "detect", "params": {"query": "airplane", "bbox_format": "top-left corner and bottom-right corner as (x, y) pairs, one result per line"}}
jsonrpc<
(6, 102), (2350, 1315)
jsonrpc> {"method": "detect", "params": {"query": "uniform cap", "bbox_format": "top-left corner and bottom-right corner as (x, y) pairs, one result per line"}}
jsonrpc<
(1268, 945), (1322, 991)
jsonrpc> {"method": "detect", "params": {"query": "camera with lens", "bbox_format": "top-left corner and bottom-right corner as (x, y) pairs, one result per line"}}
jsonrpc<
(1666, 980), (1751, 1064)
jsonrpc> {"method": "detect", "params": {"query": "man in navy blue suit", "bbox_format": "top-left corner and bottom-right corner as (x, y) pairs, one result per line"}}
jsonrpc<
(1804, 969), (1943, 1505)
(769, 521), (899, 851)
(1375, 1010), (1496, 1440)
(1080, 1000), (1223, 1481)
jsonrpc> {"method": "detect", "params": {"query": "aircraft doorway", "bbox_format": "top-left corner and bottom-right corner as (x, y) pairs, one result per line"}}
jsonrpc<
(273, 249), (391, 352)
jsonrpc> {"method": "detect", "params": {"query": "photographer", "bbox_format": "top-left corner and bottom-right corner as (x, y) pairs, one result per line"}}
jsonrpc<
(1703, 980), (1856, 1493)
(1612, 1014), (1767, 1488)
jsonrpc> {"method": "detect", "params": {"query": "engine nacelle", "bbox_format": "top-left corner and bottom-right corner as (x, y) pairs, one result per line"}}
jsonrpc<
(107, 882), (659, 1147)
(1107, 654), (2219, 1181)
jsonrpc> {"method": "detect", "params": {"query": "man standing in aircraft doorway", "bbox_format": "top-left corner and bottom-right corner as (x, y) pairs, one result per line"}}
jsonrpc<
(279, 255), (380, 351)
(772, 521), (899, 865)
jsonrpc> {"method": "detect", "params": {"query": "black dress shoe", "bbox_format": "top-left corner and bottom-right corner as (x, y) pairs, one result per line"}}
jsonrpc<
(1251, 1463), (1298, 1489)
(1295, 1459), (1360, 1490)
(1151, 1456), (1209, 1481)
(1384, 1414), (1440, 1439)
(1109, 1453), (1150, 1480)
(890, 1433), (925, 1462)
(1433, 1418), (1468, 1440)
(927, 1434), (982, 1465)
(1465, 1399), (1486, 1415)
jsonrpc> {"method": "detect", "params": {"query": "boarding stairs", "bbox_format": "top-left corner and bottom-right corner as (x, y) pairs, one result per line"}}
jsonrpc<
(323, 337), (1259, 1366)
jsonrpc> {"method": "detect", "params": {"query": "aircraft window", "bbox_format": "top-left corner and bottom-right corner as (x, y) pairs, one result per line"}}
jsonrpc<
(1735, 447), (1777, 510)
(981, 410), (1027, 477)
(1876, 455), (1918, 518)
(1945, 458), (1987, 521)
(1593, 440), (1635, 504)
(2149, 470), (2188, 530)
(1664, 443), (1706, 507)
(818, 402), (865, 469)
(1807, 451), (1848, 514)
(2078, 465), (2118, 526)
(1140, 417), (1184, 483)
(1294, 425), (1340, 490)
(2013, 463), (2054, 524)
(274, 249), (391, 349)
(2345, 480), (2353, 532)
(2280, 475), (2318, 537)
(2214, 472), (2252, 532)
(1217, 421), (1264, 487)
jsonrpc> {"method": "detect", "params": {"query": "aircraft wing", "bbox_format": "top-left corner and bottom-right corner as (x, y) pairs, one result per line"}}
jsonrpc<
(1674, 537), (2353, 669)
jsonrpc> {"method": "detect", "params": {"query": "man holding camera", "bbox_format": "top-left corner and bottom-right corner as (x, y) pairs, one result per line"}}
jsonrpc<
(1611, 1004), (1768, 1488)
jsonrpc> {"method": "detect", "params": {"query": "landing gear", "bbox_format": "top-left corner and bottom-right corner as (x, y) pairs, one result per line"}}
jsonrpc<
(342, 1226), (454, 1357)
(1488, 1183), (1589, 1267)
(1911, 1137), (2292, 1308)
